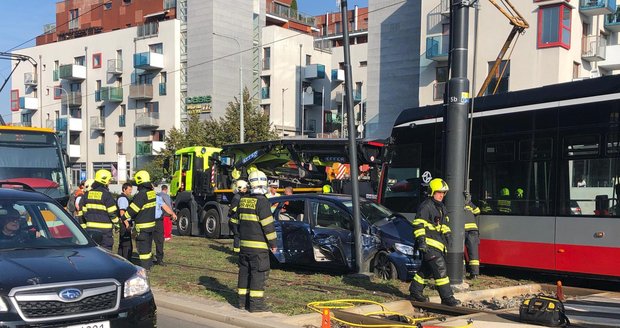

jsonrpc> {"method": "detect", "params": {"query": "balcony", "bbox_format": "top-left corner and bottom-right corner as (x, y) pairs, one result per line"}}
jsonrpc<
(334, 91), (361, 104)
(68, 144), (81, 158)
(304, 64), (325, 80)
(580, 0), (616, 15)
(265, 2), (316, 26)
(135, 112), (159, 129)
(606, 8), (620, 31)
(59, 64), (86, 80)
(100, 86), (123, 102)
(24, 72), (37, 87)
(261, 87), (270, 99)
(98, 143), (105, 155)
(61, 91), (82, 107)
(119, 115), (126, 127)
(45, 119), (55, 130)
(440, 0), (450, 16)
(107, 59), (123, 75)
(19, 97), (38, 112)
(433, 82), (447, 101)
(426, 35), (449, 61)
(90, 116), (105, 131)
(331, 69), (344, 83)
(133, 52), (164, 70)
(159, 82), (166, 96)
(582, 35), (606, 61)
(599, 44), (620, 70)
(69, 117), (83, 132)
(129, 83), (154, 100)
(302, 91), (322, 106)
(136, 140), (165, 156)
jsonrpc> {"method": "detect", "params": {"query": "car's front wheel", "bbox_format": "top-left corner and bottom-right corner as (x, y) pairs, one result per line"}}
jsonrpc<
(373, 251), (398, 280)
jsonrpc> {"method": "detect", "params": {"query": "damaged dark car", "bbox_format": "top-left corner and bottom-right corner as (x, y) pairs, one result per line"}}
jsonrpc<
(269, 194), (421, 281)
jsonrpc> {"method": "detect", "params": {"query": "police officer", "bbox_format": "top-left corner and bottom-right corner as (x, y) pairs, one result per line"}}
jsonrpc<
(123, 171), (157, 270)
(117, 182), (133, 261)
(464, 200), (481, 279)
(229, 179), (248, 253)
(235, 170), (277, 312)
(81, 170), (119, 250)
(410, 178), (460, 306)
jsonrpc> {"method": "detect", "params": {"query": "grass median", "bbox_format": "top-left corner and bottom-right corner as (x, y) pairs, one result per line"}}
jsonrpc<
(144, 236), (535, 315)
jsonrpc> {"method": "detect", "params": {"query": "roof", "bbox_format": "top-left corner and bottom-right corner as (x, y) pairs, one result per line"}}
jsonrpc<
(0, 126), (55, 134)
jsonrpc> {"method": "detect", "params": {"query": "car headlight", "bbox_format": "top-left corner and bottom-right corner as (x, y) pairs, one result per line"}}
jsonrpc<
(394, 243), (415, 256)
(124, 267), (150, 298)
(0, 297), (8, 312)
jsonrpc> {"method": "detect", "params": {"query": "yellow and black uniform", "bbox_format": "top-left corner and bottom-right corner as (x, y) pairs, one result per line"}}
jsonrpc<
(410, 198), (458, 305)
(464, 201), (481, 277)
(497, 187), (512, 214)
(236, 194), (277, 312)
(81, 182), (119, 250)
(124, 183), (157, 269)
(228, 192), (244, 253)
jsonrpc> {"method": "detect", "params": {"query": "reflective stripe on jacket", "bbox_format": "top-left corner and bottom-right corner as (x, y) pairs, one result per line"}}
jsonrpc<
(237, 194), (277, 254)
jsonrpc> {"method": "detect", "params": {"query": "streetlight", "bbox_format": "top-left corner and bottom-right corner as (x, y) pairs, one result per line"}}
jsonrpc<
(281, 88), (288, 136)
(49, 85), (72, 183)
(213, 32), (244, 143)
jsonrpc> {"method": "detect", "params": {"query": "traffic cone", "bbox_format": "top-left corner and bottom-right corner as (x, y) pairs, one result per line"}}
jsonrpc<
(556, 280), (565, 301)
(321, 308), (331, 328)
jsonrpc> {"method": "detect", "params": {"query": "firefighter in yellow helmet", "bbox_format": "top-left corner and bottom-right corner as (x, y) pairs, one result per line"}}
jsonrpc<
(410, 178), (460, 306)
(497, 187), (512, 214)
(124, 170), (157, 270)
(235, 170), (277, 312)
(80, 170), (119, 250)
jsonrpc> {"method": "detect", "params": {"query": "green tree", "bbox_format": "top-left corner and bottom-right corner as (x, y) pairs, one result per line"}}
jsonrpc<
(290, 0), (298, 11)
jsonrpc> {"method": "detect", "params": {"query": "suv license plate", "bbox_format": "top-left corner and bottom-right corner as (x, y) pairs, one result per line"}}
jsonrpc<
(66, 321), (110, 328)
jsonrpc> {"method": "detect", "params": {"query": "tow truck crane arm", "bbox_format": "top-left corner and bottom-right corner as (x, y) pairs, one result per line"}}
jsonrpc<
(476, 0), (528, 97)
(0, 52), (37, 125)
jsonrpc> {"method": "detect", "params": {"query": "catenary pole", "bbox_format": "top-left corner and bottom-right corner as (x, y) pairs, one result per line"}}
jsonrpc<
(445, 0), (470, 284)
(340, 0), (366, 274)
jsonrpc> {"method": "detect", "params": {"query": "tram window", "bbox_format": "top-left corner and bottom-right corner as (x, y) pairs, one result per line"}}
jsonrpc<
(485, 142), (515, 163)
(519, 138), (553, 161)
(606, 133), (620, 156)
(566, 157), (620, 217)
(564, 135), (599, 158)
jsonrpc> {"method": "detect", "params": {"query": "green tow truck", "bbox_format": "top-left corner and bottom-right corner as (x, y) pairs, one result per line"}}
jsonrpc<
(166, 139), (383, 238)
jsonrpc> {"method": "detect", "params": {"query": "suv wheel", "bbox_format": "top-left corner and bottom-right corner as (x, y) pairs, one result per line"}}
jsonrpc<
(204, 208), (221, 239)
(373, 251), (398, 280)
(177, 208), (191, 236)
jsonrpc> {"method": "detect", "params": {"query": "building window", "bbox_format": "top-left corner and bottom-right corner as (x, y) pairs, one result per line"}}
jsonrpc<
(123, 0), (132, 4)
(538, 4), (571, 49)
(75, 56), (85, 66)
(306, 54), (312, 65)
(54, 86), (62, 100)
(486, 60), (510, 95)
(10, 89), (19, 112)
(92, 53), (102, 68)
(104, 2), (112, 10)
(359, 61), (367, 67)
(573, 61), (580, 79)
(434, 66), (448, 101)
(339, 62), (345, 70)
(69, 9), (79, 30)
(149, 43), (163, 54)
(263, 47), (271, 70)
(261, 104), (270, 117)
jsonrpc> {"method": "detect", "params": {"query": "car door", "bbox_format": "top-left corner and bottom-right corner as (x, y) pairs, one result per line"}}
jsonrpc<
(309, 199), (354, 270)
(272, 198), (314, 265)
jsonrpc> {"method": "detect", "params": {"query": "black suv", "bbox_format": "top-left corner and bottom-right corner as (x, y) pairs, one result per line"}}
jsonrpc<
(0, 187), (156, 327)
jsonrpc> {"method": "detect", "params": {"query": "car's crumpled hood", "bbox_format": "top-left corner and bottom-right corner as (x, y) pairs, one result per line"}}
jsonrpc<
(373, 215), (416, 247)
(0, 247), (136, 292)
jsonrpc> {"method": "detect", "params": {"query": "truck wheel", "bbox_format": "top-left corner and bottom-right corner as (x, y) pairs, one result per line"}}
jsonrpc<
(373, 251), (398, 280)
(204, 208), (221, 239)
(177, 208), (191, 236)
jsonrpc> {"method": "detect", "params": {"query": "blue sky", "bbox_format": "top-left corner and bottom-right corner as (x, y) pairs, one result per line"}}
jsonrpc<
(0, 0), (368, 122)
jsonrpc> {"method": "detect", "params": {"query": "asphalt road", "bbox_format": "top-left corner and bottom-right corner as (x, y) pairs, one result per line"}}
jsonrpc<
(157, 307), (240, 328)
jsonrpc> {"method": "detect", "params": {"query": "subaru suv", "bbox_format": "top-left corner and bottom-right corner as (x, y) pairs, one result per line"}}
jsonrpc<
(0, 186), (156, 327)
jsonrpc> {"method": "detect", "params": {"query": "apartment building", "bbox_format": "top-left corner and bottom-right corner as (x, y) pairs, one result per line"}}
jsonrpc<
(420, 0), (620, 105)
(10, 0), (181, 185)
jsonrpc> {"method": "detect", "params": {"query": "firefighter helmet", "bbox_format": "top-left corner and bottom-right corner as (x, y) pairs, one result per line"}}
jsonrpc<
(233, 179), (248, 193)
(248, 170), (268, 189)
(84, 179), (94, 192)
(134, 170), (151, 185)
(516, 188), (524, 199)
(500, 187), (510, 197)
(322, 184), (333, 193)
(429, 178), (449, 195)
(94, 169), (112, 185)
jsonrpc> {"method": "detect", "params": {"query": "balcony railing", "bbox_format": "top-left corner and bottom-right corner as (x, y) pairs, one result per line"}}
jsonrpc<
(265, 2), (316, 26)
(304, 64), (326, 79)
(24, 72), (37, 87)
(100, 86), (123, 102)
(133, 51), (164, 70)
(45, 119), (55, 130)
(61, 91), (82, 107)
(59, 64), (86, 80)
(90, 116), (105, 131)
(98, 143), (105, 155)
(261, 87), (270, 99)
(302, 91), (322, 106)
(129, 83), (154, 100)
(107, 59), (123, 75)
(331, 69), (344, 82)
(582, 35), (606, 61)
(135, 112), (159, 128)
(426, 35), (450, 61)
(19, 97), (38, 112)
(136, 141), (153, 156)
(440, 0), (451, 16)
(56, 117), (67, 131)
(119, 115), (126, 127)
(580, 0), (616, 15)
(68, 144), (80, 158)
(606, 7), (620, 32)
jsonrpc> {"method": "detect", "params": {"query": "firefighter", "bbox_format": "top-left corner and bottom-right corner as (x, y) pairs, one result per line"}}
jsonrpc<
(464, 200), (481, 279)
(123, 171), (157, 270)
(237, 170), (278, 312)
(497, 187), (512, 214)
(410, 178), (460, 306)
(229, 179), (248, 253)
(81, 170), (119, 250)
(117, 182), (133, 261)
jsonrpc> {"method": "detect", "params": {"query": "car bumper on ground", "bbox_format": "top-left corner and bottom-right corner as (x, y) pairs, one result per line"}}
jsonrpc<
(0, 292), (156, 328)
(389, 252), (421, 281)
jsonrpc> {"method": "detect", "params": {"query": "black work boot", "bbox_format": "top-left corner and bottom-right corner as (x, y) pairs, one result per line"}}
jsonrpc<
(409, 293), (429, 302)
(441, 296), (461, 307)
(238, 296), (247, 310)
